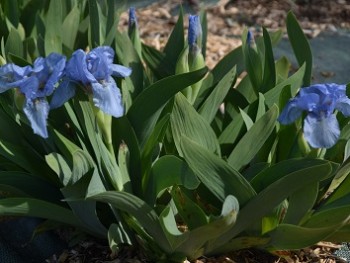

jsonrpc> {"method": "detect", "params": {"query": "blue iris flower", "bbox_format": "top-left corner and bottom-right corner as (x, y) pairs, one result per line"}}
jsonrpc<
(51, 46), (131, 118)
(188, 15), (202, 52)
(0, 53), (66, 138)
(128, 7), (137, 28)
(278, 83), (350, 148)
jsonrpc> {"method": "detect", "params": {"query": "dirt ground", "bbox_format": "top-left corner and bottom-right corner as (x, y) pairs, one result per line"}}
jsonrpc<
(118, 0), (350, 69)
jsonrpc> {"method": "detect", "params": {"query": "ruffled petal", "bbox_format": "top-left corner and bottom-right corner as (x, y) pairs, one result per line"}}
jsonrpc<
(87, 46), (115, 80)
(43, 53), (66, 96)
(110, 64), (132, 78)
(335, 96), (350, 116)
(50, 80), (76, 109)
(66, 49), (94, 84)
(278, 99), (303, 125)
(0, 64), (32, 92)
(91, 77), (124, 118)
(303, 114), (340, 148)
(18, 76), (39, 100)
(23, 98), (49, 138)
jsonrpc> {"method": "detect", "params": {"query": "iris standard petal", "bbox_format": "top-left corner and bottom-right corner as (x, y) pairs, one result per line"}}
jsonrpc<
(278, 99), (303, 124)
(50, 80), (76, 109)
(129, 7), (137, 28)
(43, 53), (66, 96)
(335, 96), (350, 116)
(303, 114), (340, 148)
(110, 64), (132, 78)
(325, 83), (346, 99)
(91, 77), (124, 118)
(188, 15), (202, 48)
(0, 64), (32, 91)
(295, 93), (319, 111)
(66, 49), (94, 84)
(23, 98), (50, 138)
(87, 46), (115, 80)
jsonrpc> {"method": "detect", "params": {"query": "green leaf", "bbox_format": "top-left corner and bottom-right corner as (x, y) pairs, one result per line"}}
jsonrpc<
(0, 139), (52, 179)
(145, 155), (200, 205)
(199, 67), (237, 123)
(71, 149), (95, 184)
(5, 27), (23, 58)
(235, 74), (257, 103)
(250, 158), (335, 193)
(326, 224), (350, 242)
(210, 162), (333, 252)
(44, 0), (62, 54)
(45, 152), (72, 186)
(242, 29), (263, 95)
(88, 0), (100, 47)
(218, 110), (244, 146)
(142, 44), (171, 80)
(240, 108), (254, 130)
(211, 46), (244, 84)
(173, 195), (239, 259)
(275, 56), (291, 83)
(200, 11), (207, 58)
(115, 30), (144, 99)
(261, 27), (276, 93)
(163, 6), (184, 74)
(89, 191), (172, 253)
(264, 63), (306, 108)
(171, 186), (209, 229)
(180, 136), (256, 205)
(0, 171), (62, 202)
(324, 162), (350, 205)
(117, 143), (132, 193)
(127, 67), (208, 149)
(283, 182), (319, 225)
(7, 52), (31, 66)
(171, 93), (220, 155)
(61, 170), (107, 237)
(286, 11), (312, 86)
(268, 223), (347, 250)
(3, 0), (19, 27)
(52, 129), (81, 165)
(0, 198), (82, 228)
(62, 6), (80, 50)
(256, 93), (266, 121)
(227, 105), (278, 171)
(112, 116), (142, 196)
(141, 113), (170, 189)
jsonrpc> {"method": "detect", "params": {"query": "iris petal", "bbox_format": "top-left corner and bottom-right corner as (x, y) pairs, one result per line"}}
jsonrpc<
(278, 99), (303, 124)
(66, 50), (94, 84)
(23, 98), (49, 138)
(43, 53), (66, 96)
(303, 114), (340, 148)
(91, 77), (124, 118)
(50, 80), (76, 109)
(110, 64), (132, 78)
(335, 97), (350, 116)
(18, 77), (39, 101)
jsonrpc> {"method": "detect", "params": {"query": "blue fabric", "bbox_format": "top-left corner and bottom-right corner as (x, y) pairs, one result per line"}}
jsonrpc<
(0, 217), (66, 263)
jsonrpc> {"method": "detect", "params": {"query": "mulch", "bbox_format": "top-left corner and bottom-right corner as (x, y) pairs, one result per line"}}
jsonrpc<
(49, 1), (350, 262)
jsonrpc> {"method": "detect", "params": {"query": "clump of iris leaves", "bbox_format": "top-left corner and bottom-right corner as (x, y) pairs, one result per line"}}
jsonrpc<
(0, 1), (350, 262)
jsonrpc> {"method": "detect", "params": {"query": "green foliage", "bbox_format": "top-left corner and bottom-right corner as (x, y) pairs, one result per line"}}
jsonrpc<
(0, 1), (349, 262)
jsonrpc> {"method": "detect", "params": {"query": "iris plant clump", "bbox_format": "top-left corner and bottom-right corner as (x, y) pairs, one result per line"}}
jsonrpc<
(0, 46), (131, 139)
(278, 83), (350, 148)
